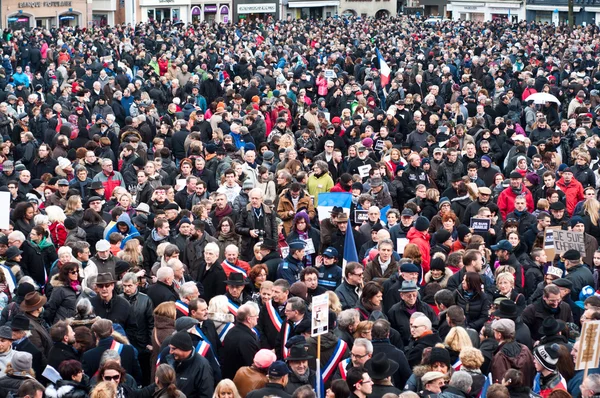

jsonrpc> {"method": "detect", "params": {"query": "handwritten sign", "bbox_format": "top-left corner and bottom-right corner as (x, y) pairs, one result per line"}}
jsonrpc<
(552, 229), (586, 257)
(357, 164), (372, 179)
(576, 321), (600, 371)
(354, 210), (368, 224)
(470, 217), (491, 233)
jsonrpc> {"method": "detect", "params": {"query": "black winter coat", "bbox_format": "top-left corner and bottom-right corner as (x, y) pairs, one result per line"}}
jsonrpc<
(160, 351), (214, 398)
(221, 323), (260, 380)
(90, 295), (139, 346)
(405, 332), (443, 367)
(45, 275), (80, 324)
(235, 204), (277, 261)
(121, 291), (155, 348)
(248, 383), (292, 398)
(47, 341), (80, 371)
(19, 240), (47, 287)
(146, 282), (178, 308)
(44, 379), (89, 398)
(198, 261), (227, 303)
(454, 288), (491, 331)
(387, 299), (439, 348)
(0, 374), (34, 396)
(82, 336), (142, 384)
(372, 338), (411, 388)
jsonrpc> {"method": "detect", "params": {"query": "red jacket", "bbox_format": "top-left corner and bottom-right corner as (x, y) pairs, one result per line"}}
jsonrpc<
(556, 177), (584, 216)
(407, 227), (431, 273)
(330, 183), (351, 193)
(497, 185), (534, 220)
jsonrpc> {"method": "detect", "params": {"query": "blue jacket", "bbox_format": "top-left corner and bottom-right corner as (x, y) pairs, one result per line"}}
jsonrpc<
(12, 72), (29, 87)
(277, 255), (304, 285)
(105, 213), (140, 249)
(317, 264), (342, 291)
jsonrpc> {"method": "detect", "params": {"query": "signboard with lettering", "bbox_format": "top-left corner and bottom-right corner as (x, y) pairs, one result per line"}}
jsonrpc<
(470, 217), (491, 233)
(354, 210), (368, 224)
(237, 3), (276, 13)
(551, 229), (586, 257)
(19, 1), (71, 6)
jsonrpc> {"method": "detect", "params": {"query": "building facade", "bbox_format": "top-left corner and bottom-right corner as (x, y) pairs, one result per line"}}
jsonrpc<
(448, 0), (524, 21)
(4, 0), (91, 29)
(233, 0), (279, 21)
(282, 0), (338, 20)
(339, 0), (396, 18)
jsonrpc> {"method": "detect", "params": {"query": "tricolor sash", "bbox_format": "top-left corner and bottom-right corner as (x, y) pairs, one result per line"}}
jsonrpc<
(227, 298), (240, 316)
(195, 339), (210, 357)
(175, 300), (189, 316)
(222, 261), (248, 277)
(266, 300), (283, 332)
(337, 358), (351, 380)
(282, 323), (292, 358)
(219, 322), (234, 343)
(156, 353), (161, 368)
(321, 339), (348, 383)
(110, 340), (124, 354)
(194, 325), (219, 365)
(453, 359), (462, 371)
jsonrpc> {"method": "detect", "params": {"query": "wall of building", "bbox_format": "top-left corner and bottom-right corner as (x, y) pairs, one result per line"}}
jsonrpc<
(339, 0), (396, 17)
(4, 0), (89, 28)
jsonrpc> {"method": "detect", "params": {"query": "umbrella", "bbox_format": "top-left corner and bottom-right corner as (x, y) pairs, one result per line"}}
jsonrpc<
(526, 92), (560, 105)
(173, 20), (185, 26)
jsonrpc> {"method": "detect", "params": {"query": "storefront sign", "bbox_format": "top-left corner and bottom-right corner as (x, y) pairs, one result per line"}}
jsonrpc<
(18, 1), (71, 7)
(221, 5), (229, 13)
(159, 0), (175, 3)
(204, 5), (218, 12)
(237, 3), (276, 13)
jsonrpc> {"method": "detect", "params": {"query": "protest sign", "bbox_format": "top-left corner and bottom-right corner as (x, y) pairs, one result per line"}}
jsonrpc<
(355, 210), (368, 224)
(470, 217), (491, 233)
(552, 229), (586, 257)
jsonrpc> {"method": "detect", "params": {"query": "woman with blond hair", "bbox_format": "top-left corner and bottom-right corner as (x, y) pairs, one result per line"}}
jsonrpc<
(328, 290), (342, 315)
(46, 205), (67, 248)
(460, 347), (486, 397)
(117, 239), (143, 269)
(151, 302), (176, 379)
(353, 320), (373, 340)
(213, 379), (242, 398)
(583, 198), (600, 242)
(208, 295), (235, 338)
(443, 326), (473, 365)
(90, 381), (116, 398)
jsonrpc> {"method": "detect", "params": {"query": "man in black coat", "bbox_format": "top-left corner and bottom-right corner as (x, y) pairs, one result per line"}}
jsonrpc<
(221, 302), (260, 380)
(247, 361), (292, 398)
(9, 314), (45, 380)
(82, 319), (142, 384)
(146, 267), (179, 307)
(189, 298), (221, 359)
(46, 320), (80, 371)
(160, 331), (215, 398)
(258, 239), (283, 282)
(89, 273), (139, 346)
(258, 279), (288, 350)
(371, 319), (411, 389)
(405, 316), (442, 367)
(387, 281), (439, 348)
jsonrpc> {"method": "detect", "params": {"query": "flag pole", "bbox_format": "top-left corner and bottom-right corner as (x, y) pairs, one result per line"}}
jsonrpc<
(317, 335), (322, 398)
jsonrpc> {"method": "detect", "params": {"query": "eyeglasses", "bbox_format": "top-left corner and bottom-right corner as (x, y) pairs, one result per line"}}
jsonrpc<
(351, 352), (369, 359)
(97, 284), (112, 289)
(410, 324), (425, 330)
(352, 272), (364, 277)
(103, 375), (120, 381)
(69, 270), (79, 275)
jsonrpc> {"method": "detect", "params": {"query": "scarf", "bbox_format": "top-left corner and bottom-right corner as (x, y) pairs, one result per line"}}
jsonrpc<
(215, 204), (233, 218)
(513, 209), (526, 218)
(70, 280), (81, 291)
(246, 161), (257, 169)
(294, 370), (311, 384)
(511, 184), (523, 195)
(542, 299), (560, 314)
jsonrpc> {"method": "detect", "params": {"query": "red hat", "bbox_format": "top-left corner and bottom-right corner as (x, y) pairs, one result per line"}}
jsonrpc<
(355, 91), (363, 96)
(331, 116), (341, 124)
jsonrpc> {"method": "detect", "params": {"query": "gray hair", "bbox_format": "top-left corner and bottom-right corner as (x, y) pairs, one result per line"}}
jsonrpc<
(121, 272), (138, 285)
(86, 274), (97, 290)
(18, 276), (39, 291)
(585, 374), (600, 395)
(337, 309), (360, 329)
(204, 242), (220, 256)
(179, 281), (198, 300)
(353, 338), (373, 354)
(100, 349), (121, 366)
(156, 267), (174, 282)
(33, 214), (49, 226)
(377, 239), (394, 250)
(287, 297), (306, 315)
(76, 298), (94, 317)
(8, 231), (26, 243)
(449, 371), (473, 394)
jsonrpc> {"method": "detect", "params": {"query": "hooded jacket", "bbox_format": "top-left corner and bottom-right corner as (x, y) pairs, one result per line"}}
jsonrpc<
(407, 227), (431, 273)
(491, 340), (535, 386)
(104, 213), (140, 249)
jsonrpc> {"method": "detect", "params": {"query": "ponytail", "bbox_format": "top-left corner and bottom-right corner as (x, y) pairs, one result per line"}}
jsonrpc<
(167, 383), (179, 398)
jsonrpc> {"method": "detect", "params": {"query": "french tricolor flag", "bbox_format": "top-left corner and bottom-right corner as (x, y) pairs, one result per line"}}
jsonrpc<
(376, 48), (391, 87)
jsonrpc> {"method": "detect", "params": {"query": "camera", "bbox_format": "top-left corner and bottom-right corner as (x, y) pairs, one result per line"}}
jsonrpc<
(257, 230), (266, 238)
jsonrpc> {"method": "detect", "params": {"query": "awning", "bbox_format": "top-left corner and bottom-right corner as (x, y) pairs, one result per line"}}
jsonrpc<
(287, 1), (338, 6)
(586, 6), (600, 11)
(525, 5), (580, 11)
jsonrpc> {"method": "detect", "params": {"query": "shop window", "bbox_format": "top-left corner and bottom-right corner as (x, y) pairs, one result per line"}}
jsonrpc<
(147, 9), (155, 21)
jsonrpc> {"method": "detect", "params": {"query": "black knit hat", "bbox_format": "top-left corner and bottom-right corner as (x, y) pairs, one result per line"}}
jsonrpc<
(430, 258), (446, 272)
(415, 216), (430, 232)
(533, 343), (560, 371)
(428, 347), (451, 367)
(170, 331), (193, 351)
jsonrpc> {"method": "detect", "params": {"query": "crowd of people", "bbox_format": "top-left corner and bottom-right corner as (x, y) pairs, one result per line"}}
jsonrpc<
(0, 11), (600, 398)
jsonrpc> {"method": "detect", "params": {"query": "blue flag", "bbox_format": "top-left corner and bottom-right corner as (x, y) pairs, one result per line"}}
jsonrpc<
(343, 219), (359, 267)
(317, 192), (353, 221)
(379, 205), (391, 225)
